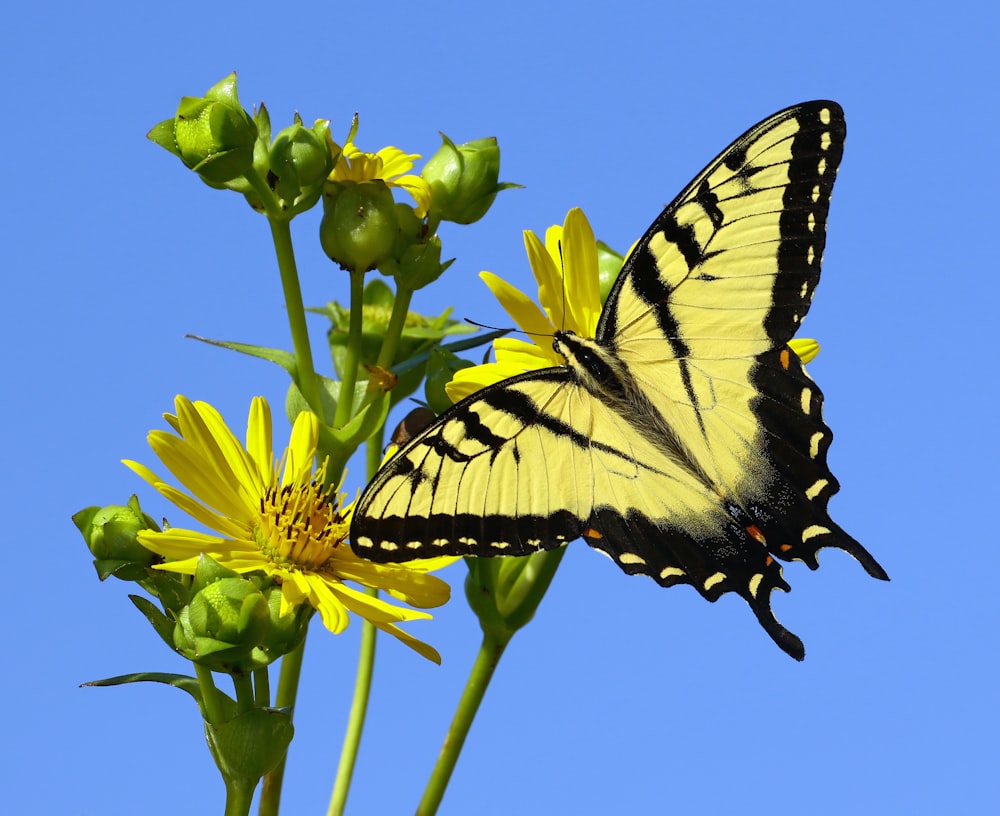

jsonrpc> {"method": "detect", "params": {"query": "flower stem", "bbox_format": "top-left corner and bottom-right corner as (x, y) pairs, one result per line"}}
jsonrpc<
(253, 667), (271, 708)
(416, 630), (513, 816)
(326, 598), (378, 816)
(269, 217), (323, 417)
(224, 776), (258, 816)
(327, 428), (387, 815)
(258, 634), (308, 816)
(376, 284), (414, 370)
(232, 672), (255, 714)
(195, 663), (226, 723)
(332, 269), (366, 431)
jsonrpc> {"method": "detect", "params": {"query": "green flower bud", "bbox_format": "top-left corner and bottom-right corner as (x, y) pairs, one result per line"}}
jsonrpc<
(424, 348), (474, 414)
(596, 240), (625, 303)
(381, 235), (453, 291)
(377, 203), (454, 290)
(73, 496), (160, 582)
(269, 115), (335, 211)
(392, 202), (424, 250)
(320, 180), (399, 273)
(149, 73), (257, 185)
(255, 583), (311, 661)
(422, 134), (518, 225)
(173, 556), (270, 671)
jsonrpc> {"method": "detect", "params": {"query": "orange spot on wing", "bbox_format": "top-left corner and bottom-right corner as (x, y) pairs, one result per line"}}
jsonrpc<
(780, 349), (791, 370)
(745, 524), (766, 544)
(765, 555), (774, 567)
(779, 543), (793, 553)
(583, 527), (602, 540)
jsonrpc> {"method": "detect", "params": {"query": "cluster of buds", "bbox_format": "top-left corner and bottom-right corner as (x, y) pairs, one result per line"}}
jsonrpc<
(150, 73), (517, 292)
(74, 499), (309, 674)
(148, 73), (337, 216)
(320, 132), (516, 286)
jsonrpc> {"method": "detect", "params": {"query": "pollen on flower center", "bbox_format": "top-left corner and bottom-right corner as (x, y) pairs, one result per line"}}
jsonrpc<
(258, 478), (345, 571)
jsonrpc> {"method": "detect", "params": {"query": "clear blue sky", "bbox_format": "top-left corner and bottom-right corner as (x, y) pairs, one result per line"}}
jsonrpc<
(5, 1), (997, 813)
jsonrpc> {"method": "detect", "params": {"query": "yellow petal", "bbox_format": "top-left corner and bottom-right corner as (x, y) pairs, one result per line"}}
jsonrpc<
(150, 481), (248, 540)
(375, 146), (419, 177)
(446, 364), (503, 402)
(284, 410), (319, 487)
(332, 558), (452, 608)
(789, 337), (820, 364)
(329, 581), (433, 623)
(370, 621), (441, 664)
(138, 528), (231, 560)
(480, 271), (554, 337)
(560, 209), (601, 335)
(245, 397), (274, 485)
(140, 434), (253, 523)
(524, 229), (565, 328)
(493, 337), (560, 369)
(390, 174), (432, 217)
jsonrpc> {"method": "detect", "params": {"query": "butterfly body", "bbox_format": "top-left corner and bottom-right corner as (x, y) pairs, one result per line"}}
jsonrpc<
(351, 102), (888, 659)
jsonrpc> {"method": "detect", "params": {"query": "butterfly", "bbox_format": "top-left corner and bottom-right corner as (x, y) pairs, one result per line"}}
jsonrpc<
(350, 101), (888, 659)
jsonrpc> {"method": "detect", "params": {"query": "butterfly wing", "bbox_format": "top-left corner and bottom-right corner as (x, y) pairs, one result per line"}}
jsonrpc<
(351, 369), (605, 559)
(587, 101), (886, 650)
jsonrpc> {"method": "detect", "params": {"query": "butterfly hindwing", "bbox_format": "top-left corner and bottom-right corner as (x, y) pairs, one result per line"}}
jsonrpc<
(351, 101), (887, 659)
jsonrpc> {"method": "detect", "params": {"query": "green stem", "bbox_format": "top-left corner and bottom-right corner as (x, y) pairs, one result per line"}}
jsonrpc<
(375, 285), (414, 370)
(195, 663), (226, 724)
(253, 667), (271, 708)
(224, 776), (258, 816)
(327, 428), (387, 815)
(258, 635), (308, 816)
(332, 269), (367, 431)
(232, 672), (255, 714)
(326, 600), (378, 816)
(269, 217), (323, 417)
(416, 630), (512, 816)
(199, 665), (256, 816)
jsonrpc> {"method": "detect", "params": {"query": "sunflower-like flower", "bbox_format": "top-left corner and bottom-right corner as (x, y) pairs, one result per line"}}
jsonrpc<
(124, 396), (453, 662)
(328, 142), (432, 218)
(447, 208), (602, 402)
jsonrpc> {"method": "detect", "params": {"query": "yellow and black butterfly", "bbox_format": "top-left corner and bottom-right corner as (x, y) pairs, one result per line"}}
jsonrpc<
(351, 101), (887, 659)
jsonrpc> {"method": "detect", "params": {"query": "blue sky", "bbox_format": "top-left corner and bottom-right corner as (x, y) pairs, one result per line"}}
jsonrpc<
(5, 1), (997, 813)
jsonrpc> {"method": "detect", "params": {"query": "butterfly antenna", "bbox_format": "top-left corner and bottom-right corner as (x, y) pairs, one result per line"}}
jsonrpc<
(557, 239), (569, 331)
(464, 318), (552, 341)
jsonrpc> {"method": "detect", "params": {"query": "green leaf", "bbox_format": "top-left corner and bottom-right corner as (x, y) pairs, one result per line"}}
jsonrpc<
(205, 707), (294, 781)
(285, 376), (341, 426)
(83, 671), (202, 700)
(319, 391), (390, 448)
(129, 594), (177, 651)
(186, 335), (297, 377)
(391, 328), (508, 379)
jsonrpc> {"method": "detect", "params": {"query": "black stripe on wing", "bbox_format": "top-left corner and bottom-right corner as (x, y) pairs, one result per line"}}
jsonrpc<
(767, 104), (845, 342)
(355, 508), (586, 563)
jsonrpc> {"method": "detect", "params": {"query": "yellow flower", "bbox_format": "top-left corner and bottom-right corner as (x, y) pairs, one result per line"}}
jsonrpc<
(447, 207), (602, 402)
(328, 143), (432, 217)
(447, 206), (822, 403)
(124, 396), (453, 663)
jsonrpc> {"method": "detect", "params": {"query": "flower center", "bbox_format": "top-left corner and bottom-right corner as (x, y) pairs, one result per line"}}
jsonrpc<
(258, 477), (346, 571)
